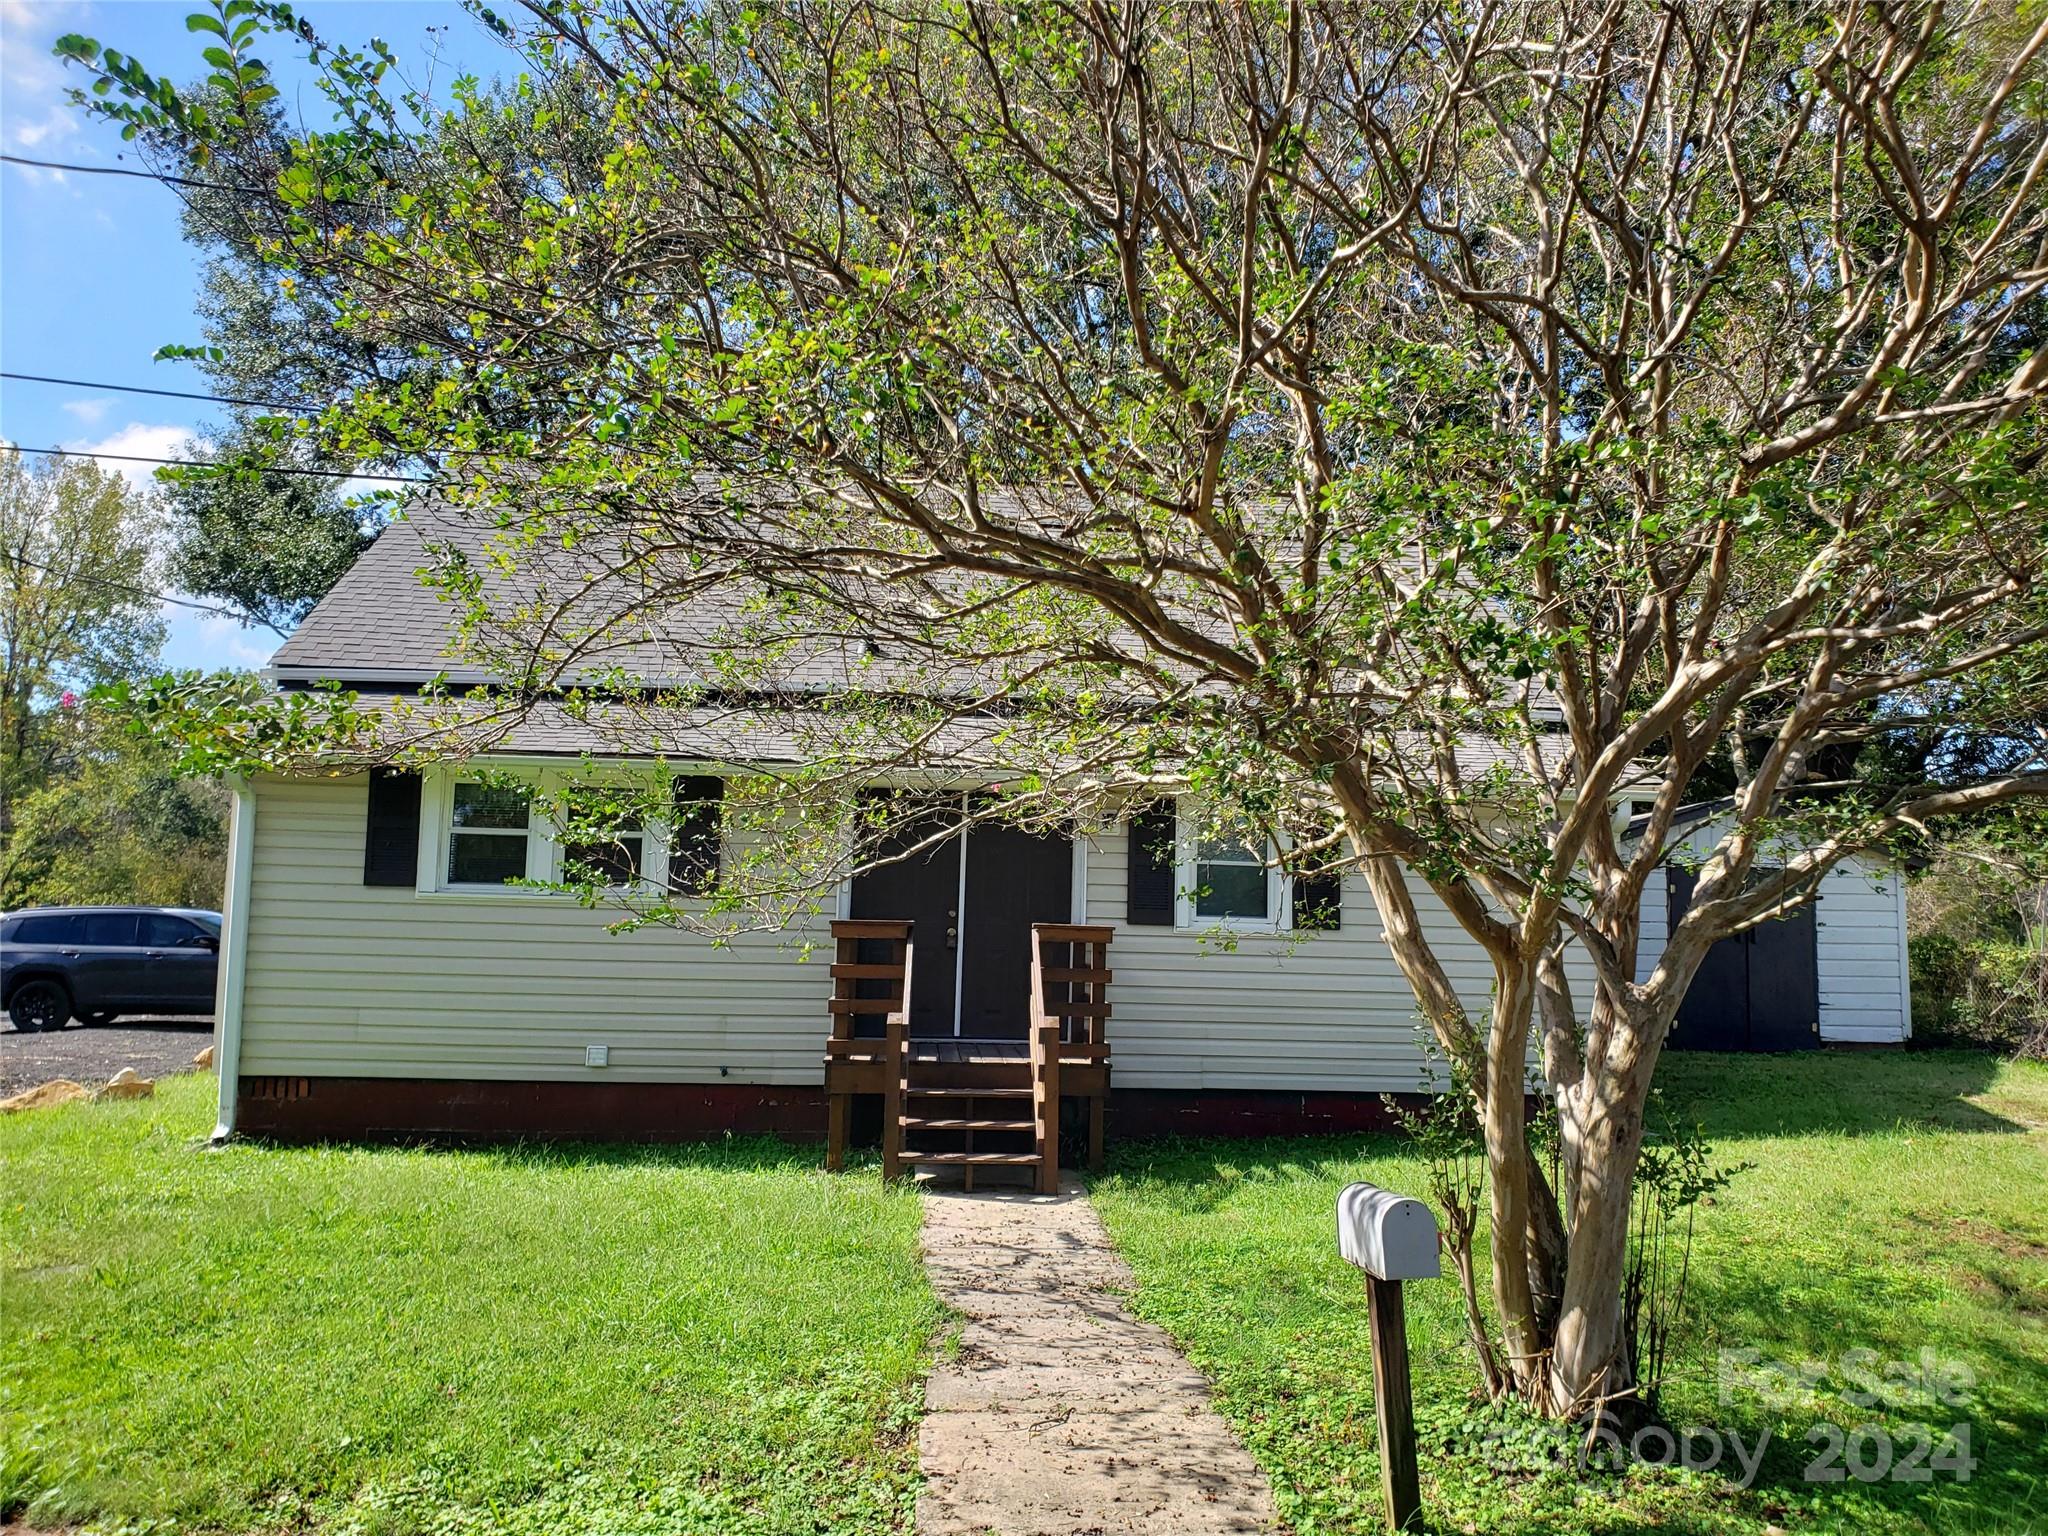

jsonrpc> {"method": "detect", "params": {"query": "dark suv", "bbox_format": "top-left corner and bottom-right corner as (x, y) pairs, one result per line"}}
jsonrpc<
(1, 907), (222, 1032)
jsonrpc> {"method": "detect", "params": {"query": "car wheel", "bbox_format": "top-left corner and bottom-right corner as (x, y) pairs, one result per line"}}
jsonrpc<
(8, 981), (73, 1034)
(78, 1011), (119, 1028)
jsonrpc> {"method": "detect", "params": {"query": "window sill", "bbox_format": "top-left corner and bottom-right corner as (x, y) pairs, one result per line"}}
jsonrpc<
(417, 880), (668, 903)
(416, 886), (573, 905)
(1177, 915), (1285, 935)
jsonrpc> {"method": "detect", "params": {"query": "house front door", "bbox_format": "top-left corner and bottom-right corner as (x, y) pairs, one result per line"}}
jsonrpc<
(850, 798), (1073, 1039)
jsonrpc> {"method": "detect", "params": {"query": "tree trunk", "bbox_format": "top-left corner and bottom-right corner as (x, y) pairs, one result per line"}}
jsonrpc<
(1547, 993), (1660, 1417)
(1549, 1109), (1646, 1416)
(1482, 963), (1545, 1397)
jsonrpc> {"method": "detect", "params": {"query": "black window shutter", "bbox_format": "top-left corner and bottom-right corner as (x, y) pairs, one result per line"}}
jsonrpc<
(363, 768), (422, 887)
(1291, 868), (1343, 931)
(1126, 801), (1177, 925)
(670, 774), (724, 895)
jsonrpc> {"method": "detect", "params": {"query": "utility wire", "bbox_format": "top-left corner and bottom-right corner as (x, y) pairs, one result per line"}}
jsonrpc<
(0, 443), (429, 484)
(5, 552), (284, 635)
(2, 370), (308, 414)
(2, 372), (611, 472)
(4, 372), (630, 475)
(0, 152), (369, 205)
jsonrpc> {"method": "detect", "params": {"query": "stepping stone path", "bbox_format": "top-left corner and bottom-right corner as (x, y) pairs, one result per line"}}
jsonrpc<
(917, 1181), (1281, 1535)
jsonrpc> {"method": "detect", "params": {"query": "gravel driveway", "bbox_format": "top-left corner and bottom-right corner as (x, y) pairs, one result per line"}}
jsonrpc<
(0, 1018), (215, 1097)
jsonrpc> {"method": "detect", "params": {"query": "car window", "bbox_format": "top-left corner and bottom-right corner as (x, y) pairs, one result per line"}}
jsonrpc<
(11, 914), (76, 945)
(76, 913), (139, 946)
(140, 914), (209, 947)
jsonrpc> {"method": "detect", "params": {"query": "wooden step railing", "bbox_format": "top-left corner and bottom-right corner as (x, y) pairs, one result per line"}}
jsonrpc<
(1028, 923), (1115, 1185)
(823, 919), (912, 1172)
(825, 918), (1113, 1187)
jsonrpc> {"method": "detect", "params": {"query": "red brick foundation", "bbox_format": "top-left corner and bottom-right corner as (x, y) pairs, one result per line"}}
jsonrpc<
(235, 1077), (1438, 1145)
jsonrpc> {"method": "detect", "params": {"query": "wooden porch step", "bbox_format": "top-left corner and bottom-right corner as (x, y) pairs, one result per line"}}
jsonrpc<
(902, 1151), (1042, 1166)
(900, 1116), (1036, 1132)
(904, 1086), (1033, 1098)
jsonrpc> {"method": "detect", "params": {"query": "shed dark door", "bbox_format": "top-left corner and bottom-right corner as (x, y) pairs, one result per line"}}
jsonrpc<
(1667, 868), (1819, 1052)
(850, 800), (961, 1037)
(959, 821), (1072, 1039)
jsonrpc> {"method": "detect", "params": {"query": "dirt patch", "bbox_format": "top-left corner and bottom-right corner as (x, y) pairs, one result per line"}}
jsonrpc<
(1948, 1215), (2048, 1263)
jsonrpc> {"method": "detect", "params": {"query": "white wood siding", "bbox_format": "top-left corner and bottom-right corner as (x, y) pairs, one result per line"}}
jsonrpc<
(238, 781), (1908, 1090)
(1078, 828), (1525, 1092)
(1814, 860), (1912, 1043)
(239, 776), (834, 1084)
(242, 779), (1519, 1092)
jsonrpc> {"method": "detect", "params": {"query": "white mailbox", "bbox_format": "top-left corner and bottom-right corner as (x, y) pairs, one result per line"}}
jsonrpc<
(1337, 1182), (1441, 1281)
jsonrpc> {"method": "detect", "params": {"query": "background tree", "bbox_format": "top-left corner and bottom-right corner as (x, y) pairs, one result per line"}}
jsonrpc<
(0, 452), (228, 911)
(159, 435), (371, 632)
(136, 62), (625, 630)
(0, 699), (228, 909)
(70, 0), (2048, 1421)
(1, 454), (168, 827)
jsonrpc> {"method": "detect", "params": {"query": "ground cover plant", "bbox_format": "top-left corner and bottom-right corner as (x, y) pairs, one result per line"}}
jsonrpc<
(0, 1074), (938, 1536)
(1092, 1051), (2048, 1536)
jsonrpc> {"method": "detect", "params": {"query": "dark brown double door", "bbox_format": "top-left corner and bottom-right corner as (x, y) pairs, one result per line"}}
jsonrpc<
(1666, 867), (1819, 1052)
(851, 802), (1073, 1038)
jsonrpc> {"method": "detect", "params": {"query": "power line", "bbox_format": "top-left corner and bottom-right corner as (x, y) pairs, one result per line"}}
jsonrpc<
(2, 370), (307, 414)
(6, 552), (284, 635)
(0, 152), (368, 205)
(2, 372), (572, 468)
(0, 443), (429, 484)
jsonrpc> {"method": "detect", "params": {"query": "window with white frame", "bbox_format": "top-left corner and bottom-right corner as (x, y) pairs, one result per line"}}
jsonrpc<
(559, 803), (646, 887)
(446, 780), (537, 886)
(1177, 808), (1284, 929)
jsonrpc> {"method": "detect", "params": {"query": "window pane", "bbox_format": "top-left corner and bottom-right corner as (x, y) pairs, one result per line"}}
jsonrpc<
(1195, 862), (1269, 919)
(13, 915), (73, 944)
(670, 776), (724, 895)
(78, 913), (139, 946)
(449, 831), (530, 885)
(451, 781), (530, 830)
(563, 834), (643, 886)
(139, 914), (203, 946)
(1196, 834), (1260, 866)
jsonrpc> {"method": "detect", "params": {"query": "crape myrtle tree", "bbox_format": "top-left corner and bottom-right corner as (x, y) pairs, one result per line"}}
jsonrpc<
(65, 0), (2048, 1418)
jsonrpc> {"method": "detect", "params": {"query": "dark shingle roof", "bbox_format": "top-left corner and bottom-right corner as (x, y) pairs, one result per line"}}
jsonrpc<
(271, 499), (1577, 779)
(271, 501), (905, 691)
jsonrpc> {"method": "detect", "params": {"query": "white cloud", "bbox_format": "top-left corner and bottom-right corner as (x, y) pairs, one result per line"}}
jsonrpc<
(0, 0), (85, 30)
(64, 420), (190, 490)
(1, 0), (95, 189)
(60, 396), (111, 424)
(161, 606), (280, 674)
(4, 158), (67, 188)
(12, 102), (76, 148)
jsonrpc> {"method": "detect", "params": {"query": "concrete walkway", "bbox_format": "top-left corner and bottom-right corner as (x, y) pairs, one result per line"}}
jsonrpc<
(917, 1181), (1281, 1536)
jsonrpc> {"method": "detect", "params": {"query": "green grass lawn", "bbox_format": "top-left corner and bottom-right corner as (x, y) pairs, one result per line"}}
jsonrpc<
(1092, 1051), (2048, 1536)
(0, 1075), (939, 1536)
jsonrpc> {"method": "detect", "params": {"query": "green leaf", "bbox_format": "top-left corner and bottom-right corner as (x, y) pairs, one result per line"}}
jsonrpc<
(186, 12), (229, 37)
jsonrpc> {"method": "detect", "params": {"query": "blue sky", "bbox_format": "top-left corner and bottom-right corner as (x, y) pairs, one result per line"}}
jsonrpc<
(1, 0), (513, 670)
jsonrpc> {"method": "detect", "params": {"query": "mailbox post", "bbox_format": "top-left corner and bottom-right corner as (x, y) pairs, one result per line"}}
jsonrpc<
(1337, 1183), (1440, 1533)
